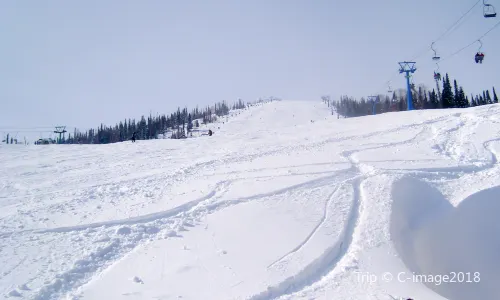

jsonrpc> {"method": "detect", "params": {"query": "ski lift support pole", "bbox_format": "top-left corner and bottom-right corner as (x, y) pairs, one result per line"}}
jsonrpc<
(398, 62), (417, 111)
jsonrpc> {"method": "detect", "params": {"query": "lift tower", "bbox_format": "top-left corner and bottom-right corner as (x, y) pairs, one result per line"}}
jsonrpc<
(54, 126), (67, 144)
(398, 62), (417, 111)
(367, 96), (380, 115)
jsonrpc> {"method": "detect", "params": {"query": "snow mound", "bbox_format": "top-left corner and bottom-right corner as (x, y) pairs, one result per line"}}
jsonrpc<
(392, 178), (500, 300)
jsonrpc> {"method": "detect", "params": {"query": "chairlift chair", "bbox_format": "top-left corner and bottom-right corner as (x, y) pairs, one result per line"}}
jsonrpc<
(431, 42), (441, 61)
(475, 40), (485, 63)
(434, 62), (441, 81)
(483, 0), (497, 18)
(475, 52), (485, 63)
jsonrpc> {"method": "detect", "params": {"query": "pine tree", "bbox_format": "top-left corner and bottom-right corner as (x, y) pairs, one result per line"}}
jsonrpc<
(493, 87), (499, 103)
(423, 91), (429, 109)
(417, 86), (425, 109)
(176, 108), (181, 132)
(470, 94), (476, 107)
(119, 122), (124, 142)
(453, 80), (460, 108)
(442, 74), (454, 108)
(430, 90), (439, 109)
(486, 90), (493, 104)
(459, 87), (468, 107)
(383, 96), (390, 112)
(428, 91), (434, 108)
(187, 113), (193, 132)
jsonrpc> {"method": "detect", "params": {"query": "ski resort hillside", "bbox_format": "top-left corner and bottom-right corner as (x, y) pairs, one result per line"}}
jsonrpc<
(1, 100), (500, 300)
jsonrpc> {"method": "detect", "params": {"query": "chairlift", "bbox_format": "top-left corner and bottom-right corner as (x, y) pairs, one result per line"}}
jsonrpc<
(475, 52), (485, 63)
(483, 0), (497, 18)
(387, 82), (393, 93)
(431, 42), (440, 61)
(434, 62), (441, 81)
(475, 40), (485, 64)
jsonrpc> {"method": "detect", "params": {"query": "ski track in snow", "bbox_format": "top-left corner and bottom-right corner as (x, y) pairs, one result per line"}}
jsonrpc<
(1, 103), (500, 299)
(265, 182), (351, 269)
(274, 108), (500, 299)
(247, 124), (433, 300)
(251, 110), (500, 300)
(3, 170), (352, 300)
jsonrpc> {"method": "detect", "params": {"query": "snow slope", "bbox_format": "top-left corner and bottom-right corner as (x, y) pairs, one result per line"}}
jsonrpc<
(1, 101), (500, 300)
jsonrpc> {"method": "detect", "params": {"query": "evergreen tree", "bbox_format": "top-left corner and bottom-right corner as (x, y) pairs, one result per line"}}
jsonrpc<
(176, 108), (181, 132)
(428, 91), (434, 109)
(459, 87), (468, 108)
(423, 91), (429, 109)
(442, 74), (454, 108)
(124, 119), (128, 140)
(398, 97), (404, 111)
(417, 86), (425, 109)
(486, 90), (493, 104)
(187, 113), (193, 132)
(493, 87), (499, 103)
(453, 80), (460, 108)
(383, 96), (390, 112)
(139, 116), (147, 140)
(119, 122), (124, 142)
(470, 94), (476, 107)
(431, 89), (440, 109)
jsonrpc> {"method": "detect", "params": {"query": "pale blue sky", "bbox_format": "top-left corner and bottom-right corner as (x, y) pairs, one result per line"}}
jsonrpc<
(1, 0), (499, 139)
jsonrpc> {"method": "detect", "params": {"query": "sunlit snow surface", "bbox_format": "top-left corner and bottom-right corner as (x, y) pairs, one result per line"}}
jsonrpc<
(1, 101), (500, 300)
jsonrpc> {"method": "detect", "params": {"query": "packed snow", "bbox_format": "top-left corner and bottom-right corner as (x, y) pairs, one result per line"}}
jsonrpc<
(1, 100), (500, 300)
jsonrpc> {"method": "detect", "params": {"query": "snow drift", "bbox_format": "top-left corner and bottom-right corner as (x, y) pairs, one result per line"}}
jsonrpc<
(392, 178), (500, 300)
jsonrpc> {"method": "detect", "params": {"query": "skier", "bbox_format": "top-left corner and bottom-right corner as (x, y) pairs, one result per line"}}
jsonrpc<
(208, 129), (213, 136)
(131, 131), (137, 143)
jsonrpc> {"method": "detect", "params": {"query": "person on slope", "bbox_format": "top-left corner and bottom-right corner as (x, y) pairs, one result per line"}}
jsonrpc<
(131, 131), (137, 143)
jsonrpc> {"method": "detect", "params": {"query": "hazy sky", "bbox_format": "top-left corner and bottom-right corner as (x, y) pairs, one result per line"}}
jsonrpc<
(1, 0), (499, 140)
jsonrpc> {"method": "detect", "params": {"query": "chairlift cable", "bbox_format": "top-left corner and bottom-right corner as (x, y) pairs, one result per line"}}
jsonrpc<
(441, 19), (500, 62)
(432, 0), (481, 44)
(374, 0), (482, 97)
(409, 0), (481, 62)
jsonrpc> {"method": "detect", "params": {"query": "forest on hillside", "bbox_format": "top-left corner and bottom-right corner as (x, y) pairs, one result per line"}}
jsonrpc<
(327, 73), (498, 118)
(50, 99), (247, 144)
(27, 98), (281, 145)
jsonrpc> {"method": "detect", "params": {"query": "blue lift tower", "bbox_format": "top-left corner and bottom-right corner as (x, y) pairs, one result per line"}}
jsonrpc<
(398, 62), (417, 111)
(367, 96), (380, 115)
